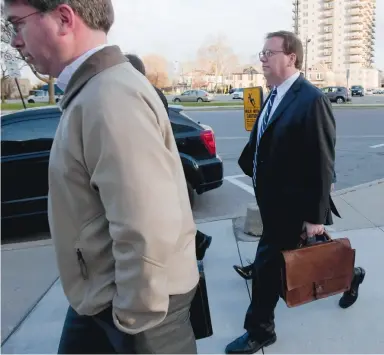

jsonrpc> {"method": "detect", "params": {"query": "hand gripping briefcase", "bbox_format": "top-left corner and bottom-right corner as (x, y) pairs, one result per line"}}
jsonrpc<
(190, 260), (213, 340)
(280, 232), (355, 308)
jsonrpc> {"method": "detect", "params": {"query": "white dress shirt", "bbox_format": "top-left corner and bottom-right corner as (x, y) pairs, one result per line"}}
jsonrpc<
(56, 44), (109, 92)
(256, 71), (301, 143)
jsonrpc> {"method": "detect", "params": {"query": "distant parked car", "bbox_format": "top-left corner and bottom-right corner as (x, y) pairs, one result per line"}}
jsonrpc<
(321, 86), (351, 104)
(1, 105), (223, 227)
(232, 88), (244, 100)
(373, 88), (384, 94)
(228, 87), (236, 94)
(351, 85), (364, 97)
(173, 90), (214, 103)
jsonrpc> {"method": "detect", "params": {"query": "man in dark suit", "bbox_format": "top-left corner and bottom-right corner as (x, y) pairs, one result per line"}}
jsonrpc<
(225, 31), (365, 354)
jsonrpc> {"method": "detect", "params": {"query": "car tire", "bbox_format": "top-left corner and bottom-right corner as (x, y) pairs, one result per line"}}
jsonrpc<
(187, 182), (195, 209)
(28, 99), (35, 103)
(197, 98), (203, 102)
(56, 98), (59, 103)
(174, 98), (181, 102)
(336, 97), (345, 104)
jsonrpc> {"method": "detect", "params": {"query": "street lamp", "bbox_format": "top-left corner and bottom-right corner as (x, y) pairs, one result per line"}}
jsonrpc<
(304, 37), (311, 79)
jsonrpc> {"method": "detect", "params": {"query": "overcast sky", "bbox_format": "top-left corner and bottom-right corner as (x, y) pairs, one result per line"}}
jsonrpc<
(25, 0), (384, 82)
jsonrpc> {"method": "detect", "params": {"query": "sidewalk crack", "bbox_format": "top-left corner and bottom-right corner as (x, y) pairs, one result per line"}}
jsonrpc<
(339, 195), (378, 228)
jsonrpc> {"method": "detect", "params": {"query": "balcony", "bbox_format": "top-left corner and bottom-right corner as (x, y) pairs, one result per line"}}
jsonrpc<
(346, 16), (361, 24)
(322, 42), (333, 48)
(323, 56), (332, 63)
(345, 39), (362, 47)
(347, 25), (363, 32)
(321, 10), (334, 18)
(321, 34), (333, 41)
(345, 55), (363, 63)
(346, 48), (362, 55)
(347, 1), (363, 9)
(346, 8), (360, 16)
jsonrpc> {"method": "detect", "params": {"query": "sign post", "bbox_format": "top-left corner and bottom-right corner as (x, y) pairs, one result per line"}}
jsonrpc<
(5, 58), (27, 109)
(346, 69), (350, 101)
(243, 86), (263, 131)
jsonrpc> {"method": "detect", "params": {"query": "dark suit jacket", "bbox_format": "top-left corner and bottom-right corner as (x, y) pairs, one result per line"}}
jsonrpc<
(239, 74), (340, 229)
(154, 86), (169, 115)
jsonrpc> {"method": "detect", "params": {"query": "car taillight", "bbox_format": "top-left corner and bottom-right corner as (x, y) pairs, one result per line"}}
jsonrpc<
(200, 130), (216, 156)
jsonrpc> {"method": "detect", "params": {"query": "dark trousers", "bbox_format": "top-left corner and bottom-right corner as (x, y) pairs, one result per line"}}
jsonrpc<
(244, 218), (302, 338)
(58, 288), (197, 354)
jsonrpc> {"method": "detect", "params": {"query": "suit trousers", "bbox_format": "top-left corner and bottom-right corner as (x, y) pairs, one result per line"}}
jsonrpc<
(244, 217), (303, 338)
(58, 287), (197, 354)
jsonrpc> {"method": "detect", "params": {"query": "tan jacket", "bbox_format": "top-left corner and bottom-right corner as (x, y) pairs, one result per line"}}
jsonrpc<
(48, 46), (199, 334)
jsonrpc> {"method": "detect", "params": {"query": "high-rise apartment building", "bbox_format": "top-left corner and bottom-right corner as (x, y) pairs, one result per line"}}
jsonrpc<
(293, 0), (379, 89)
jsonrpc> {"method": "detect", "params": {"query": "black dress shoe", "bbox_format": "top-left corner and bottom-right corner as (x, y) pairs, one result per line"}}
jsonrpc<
(339, 267), (366, 309)
(225, 332), (276, 354)
(233, 262), (253, 280)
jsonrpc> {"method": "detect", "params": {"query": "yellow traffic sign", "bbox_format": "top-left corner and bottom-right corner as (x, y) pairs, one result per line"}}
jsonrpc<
(244, 87), (263, 131)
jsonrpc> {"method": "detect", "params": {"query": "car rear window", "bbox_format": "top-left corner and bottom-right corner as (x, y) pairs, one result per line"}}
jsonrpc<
(1, 114), (60, 142)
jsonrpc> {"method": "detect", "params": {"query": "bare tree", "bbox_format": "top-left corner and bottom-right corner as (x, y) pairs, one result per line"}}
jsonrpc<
(197, 35), (238, 93)
(1, 17), (56, 104)
(142, 54), (170, 89)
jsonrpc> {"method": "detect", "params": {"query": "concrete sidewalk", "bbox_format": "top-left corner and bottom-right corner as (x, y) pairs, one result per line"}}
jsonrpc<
(1, 180), (384, 354)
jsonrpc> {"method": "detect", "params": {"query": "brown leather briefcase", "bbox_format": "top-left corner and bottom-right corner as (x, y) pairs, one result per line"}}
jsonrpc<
(281, 232), (355, 308)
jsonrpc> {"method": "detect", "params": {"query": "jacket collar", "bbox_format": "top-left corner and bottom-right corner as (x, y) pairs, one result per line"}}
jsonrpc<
(59, 45), (127, 110)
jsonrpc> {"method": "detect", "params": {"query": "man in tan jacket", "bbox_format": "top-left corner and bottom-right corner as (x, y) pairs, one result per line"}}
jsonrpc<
(5, 0), (199, 353)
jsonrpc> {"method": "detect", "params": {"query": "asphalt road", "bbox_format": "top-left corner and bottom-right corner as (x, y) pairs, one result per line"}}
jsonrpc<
(165, 94), (384, 105)
(190, 107), (384, 223)
(2, 107), (383, 241)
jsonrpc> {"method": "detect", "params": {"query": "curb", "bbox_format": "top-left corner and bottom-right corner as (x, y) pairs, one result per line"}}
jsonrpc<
(332, 178), (384, 197)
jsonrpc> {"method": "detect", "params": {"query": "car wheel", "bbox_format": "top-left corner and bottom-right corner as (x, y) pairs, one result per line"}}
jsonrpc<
(336, 97), (345, 104)
(187, 182), (195, 208)
(174, 98), (181, 102)
(197, 98), (203, 102)
(28, 99), (35, 103)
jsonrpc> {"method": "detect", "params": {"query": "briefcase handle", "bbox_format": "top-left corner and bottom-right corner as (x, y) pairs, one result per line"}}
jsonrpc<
(298, 230), (332, 248)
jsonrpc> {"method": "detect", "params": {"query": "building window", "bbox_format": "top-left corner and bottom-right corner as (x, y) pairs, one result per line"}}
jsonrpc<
(304, 4), (308, 9)
(316, 73), (323, 80)
(303, 12), (308, 16)
(248, 74), (254, 80)
(238, 74), (242, 80)
(304, 20), (308, 24)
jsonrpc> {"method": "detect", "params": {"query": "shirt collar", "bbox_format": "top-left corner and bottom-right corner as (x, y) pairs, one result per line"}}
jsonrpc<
(275, 71), (300, 100)
(56, 44), (109, 92)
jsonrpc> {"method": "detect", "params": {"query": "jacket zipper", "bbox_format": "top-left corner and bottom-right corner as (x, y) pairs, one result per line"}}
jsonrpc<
(76, 249), (89, 280)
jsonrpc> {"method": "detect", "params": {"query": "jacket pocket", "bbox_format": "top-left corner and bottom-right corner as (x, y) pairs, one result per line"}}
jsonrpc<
(73, 212), (105, 281)
(74, 241), (89, 280)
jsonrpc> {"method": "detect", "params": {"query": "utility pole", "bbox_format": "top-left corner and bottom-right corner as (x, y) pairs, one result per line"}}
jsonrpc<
(304, 37), (311, 79)
(293, 0), (299, 35)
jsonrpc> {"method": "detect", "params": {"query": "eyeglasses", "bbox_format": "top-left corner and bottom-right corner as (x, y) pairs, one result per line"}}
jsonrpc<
(259, 50), (285, 60)
(5, 11), (41, 37)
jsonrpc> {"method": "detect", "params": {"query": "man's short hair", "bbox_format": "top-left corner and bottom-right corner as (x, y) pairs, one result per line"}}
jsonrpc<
(5, 0), (114, 33)
(266, 30), (304, 70)
(125, 54), (146, 76)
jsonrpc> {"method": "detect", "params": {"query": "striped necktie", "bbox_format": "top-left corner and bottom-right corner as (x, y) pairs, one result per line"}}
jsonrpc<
(252, 87), (277, 185)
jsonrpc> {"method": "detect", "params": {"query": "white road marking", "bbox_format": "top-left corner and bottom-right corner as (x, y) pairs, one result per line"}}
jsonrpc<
(224, 176), (255, 196)
(225, 174), (246, 179)
(370, 143), (384, 148)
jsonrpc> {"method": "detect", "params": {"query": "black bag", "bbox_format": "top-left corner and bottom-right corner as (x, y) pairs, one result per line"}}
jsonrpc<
(190, 261), (213, 340)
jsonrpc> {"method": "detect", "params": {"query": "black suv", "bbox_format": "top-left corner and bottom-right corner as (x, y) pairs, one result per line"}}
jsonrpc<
(351, 85), (364, 97)
(1, 105), (223, 224)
